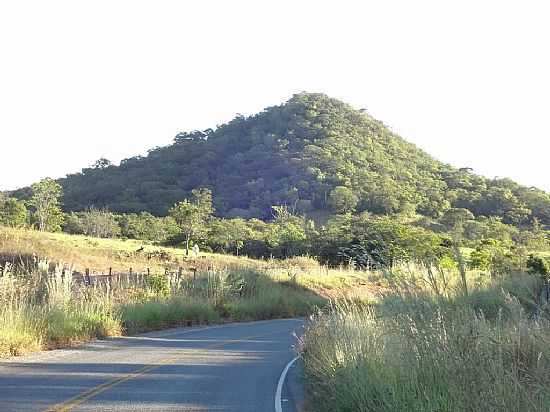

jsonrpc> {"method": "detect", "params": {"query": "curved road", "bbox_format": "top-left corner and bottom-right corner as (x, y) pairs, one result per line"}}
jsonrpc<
(0, 319), (304, 412)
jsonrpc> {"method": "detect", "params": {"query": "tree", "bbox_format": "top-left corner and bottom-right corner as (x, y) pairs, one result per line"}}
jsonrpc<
(526, 255), (550, 282)
(469, 239), (518, 276)
(63, 208), (121, 238)
(169, 188), (214, 255)
(117, 212), (179, 242)
(516, 218), (549, 251)
(93, 158), (112, 169)
(30, 178), (64, 232)
(328, 186), (359, 214)
(440, 208), (475, 231)
(190, 188), (214, 217)
(32, 92), (549, 230)
(207, 218), (250, 255)
(325, 214), (447, 269)
(266, 206), (308, 257)
(0, 197), (27, 227)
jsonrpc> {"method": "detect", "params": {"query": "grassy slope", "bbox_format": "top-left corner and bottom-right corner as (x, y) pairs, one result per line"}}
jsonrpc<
(0, 227), (372, 358)
(0, 227), (269, 273)
(0, 227), (375, 293)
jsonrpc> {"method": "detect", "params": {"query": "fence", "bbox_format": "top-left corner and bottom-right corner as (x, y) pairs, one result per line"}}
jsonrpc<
(71, 264), (210, 287)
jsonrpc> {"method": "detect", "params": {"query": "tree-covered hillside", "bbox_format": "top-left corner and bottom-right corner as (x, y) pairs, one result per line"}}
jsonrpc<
(13, 93), (550, 225)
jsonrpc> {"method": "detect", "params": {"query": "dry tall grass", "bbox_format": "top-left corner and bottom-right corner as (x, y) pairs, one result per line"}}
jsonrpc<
(0, 257), (327, 358)
(301, 272), (550, 412)
(0, 261), (121, 357)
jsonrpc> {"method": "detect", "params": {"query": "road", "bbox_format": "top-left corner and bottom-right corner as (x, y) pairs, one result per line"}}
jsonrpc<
(0, 319), (304, 412)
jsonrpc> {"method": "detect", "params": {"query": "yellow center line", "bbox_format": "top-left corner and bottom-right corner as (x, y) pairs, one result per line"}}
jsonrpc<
(43, 330), (286, 412)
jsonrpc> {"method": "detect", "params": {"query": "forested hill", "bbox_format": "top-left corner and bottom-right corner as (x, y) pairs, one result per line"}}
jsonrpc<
(17, 93), (550, 225)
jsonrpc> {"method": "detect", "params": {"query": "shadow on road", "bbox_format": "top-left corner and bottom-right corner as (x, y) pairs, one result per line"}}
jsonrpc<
(0, 319), (305, 412)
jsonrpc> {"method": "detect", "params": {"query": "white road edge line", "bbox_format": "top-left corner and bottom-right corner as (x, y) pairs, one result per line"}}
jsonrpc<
(275, 356), (299, 412)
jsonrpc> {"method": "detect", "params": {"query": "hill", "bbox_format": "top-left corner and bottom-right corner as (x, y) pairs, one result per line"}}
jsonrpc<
(13, 93), (550, 225)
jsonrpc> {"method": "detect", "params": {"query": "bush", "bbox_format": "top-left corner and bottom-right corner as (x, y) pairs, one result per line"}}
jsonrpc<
(0, 198), (27, 228)
(146, 273), (170, 298)
(527, 254), (550, 281)
(63, 208), (121, 238)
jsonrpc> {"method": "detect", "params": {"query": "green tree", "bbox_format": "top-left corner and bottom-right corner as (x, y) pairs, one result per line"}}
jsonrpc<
(30, 178), (64, 232)
(117, 212), (179, 242)
(440, 208), (475, 231)
(169, 188), (214, 255)
(266, 206), (308, 257)
(67, 208), (121, 238)
(526, 254), (550, 282)
(208, 218), (250, 255)
(0, 198), (27, 227)
(329, 215), (446, 269)
(469, 239), (517, 276)
(328, 186), (359, 214)
(29, 92), (550, 229)
(519, 218), (549, 251)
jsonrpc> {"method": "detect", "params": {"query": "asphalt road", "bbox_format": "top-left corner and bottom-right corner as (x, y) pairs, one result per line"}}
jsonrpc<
(0, 319), (304, 412)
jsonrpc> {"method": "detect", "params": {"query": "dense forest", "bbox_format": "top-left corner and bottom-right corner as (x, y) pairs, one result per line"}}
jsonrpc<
(12, 93), (550, 226)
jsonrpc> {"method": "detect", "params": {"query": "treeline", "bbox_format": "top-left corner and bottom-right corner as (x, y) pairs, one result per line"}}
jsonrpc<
(2, 182), (549, 275)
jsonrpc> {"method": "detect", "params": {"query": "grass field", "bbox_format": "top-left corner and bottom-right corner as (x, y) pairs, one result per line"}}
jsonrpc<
(0, 227), (362, 358)
(0, 226), (262, 273)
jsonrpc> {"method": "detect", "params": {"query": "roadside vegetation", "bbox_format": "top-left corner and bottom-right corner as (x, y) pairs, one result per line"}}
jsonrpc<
(300, 266), (550, 412)
(0, 224), (363, 359)
(0, 256), (327, 358)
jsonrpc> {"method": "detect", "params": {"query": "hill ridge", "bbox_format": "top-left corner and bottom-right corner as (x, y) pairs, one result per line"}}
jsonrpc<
(12, 92), (550, 226)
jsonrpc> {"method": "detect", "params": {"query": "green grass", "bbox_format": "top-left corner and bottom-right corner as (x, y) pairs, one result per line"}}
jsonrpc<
(0, 261), (123, 357)
(121, 269), (327, 332)
(300, 275), (550, 412)
(121, 299), (221, 333)
(0, 302), (122, 357)
(0, 310), (42, 357)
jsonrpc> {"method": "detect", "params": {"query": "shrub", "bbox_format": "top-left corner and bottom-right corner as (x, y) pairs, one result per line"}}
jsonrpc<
(527, 254), (550, 281)
(0, 198), (27, 228)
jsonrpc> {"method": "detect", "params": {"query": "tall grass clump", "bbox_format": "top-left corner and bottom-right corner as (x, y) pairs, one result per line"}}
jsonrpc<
(301, 285), (550, 412)
(0, 261), (121, 358)
(120, 268), (327, 331)
(211, 268), (326, 320)
(121, 298), (221, 333)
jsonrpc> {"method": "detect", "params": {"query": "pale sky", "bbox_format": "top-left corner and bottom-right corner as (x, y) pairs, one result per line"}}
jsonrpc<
(1, 1), (549, 192)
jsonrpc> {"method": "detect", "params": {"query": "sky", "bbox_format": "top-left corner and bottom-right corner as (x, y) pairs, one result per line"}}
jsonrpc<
(1, 0), (549, 192)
